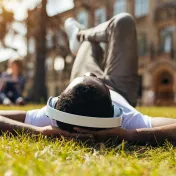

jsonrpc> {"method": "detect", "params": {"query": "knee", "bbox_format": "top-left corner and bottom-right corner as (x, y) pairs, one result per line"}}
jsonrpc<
(112, 13), (136, 31)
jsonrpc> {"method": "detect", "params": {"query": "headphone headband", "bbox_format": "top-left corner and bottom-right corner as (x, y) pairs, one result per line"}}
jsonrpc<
(46, 97), (122, 128)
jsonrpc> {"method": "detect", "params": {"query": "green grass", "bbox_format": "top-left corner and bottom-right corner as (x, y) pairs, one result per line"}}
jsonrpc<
(0, 105), (176, 176)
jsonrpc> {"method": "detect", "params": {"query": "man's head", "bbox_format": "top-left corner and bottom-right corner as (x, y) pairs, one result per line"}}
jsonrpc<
(55, 73), (114, 132)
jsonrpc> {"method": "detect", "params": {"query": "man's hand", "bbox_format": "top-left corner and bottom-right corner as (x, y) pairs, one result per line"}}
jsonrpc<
(39, 126), (72, 138)
(74, 127), (132, 141)
(39, 126), (93, 139)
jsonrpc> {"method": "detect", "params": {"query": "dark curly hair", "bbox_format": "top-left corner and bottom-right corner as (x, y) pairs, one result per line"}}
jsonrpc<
(55, 83), (113, 132)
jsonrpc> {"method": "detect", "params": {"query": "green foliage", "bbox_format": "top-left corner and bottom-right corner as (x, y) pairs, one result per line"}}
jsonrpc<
(0, 105), (176, 176)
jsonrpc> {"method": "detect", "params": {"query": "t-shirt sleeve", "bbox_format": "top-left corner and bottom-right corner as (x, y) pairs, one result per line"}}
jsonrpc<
(110, 90), (152, 130)
(25, 106), (57, 127)
(121, 112), (152, 129)
(110, 90), (152, 129)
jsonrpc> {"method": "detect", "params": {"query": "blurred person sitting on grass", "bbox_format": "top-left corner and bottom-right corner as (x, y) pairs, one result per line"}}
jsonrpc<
(1, 13), (176, 145)
(0, 58), (25, 105)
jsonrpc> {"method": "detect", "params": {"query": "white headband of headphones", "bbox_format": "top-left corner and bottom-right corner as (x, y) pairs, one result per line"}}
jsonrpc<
(46, 97), (122, 128)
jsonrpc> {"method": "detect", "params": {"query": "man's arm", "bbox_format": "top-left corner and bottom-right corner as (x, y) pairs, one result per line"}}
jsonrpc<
(74, 123), (176, 145)
(130, 123), (176, 145)
(0, 110), (26, 123)
(151, 117), (176, 127)
(0, 115), (40, 135)
(0, 115), (82, 138)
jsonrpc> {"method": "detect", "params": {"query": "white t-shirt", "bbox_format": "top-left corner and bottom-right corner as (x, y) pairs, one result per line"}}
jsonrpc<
(25, 90), (152, 129)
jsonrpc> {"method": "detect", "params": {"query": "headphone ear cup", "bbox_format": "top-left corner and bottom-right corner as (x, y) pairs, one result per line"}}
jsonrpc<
(49, 97), (59, 108)
(113, 105), (123, 117)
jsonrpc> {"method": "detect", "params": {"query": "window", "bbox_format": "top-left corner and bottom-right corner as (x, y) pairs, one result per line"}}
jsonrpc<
(94, 7), (106, 26)
(135, 0), (149, 17)
(77, 10), (89, 28)
(57, 31), (66, 47)
(55, 86), (59, 96)
(46, 30), (54, 49)
(138, 33), (147, 56)
(114, 0), (126, 15)
(160, 26), (174, 53)
(160, 0), (174, 3)
(164, 36), (172, 53)
(46, 57), (54, 72)
(54, 56), (65, 71)
(28, 37), (35, 54)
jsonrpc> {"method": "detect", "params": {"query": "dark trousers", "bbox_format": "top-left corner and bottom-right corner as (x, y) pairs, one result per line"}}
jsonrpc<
(70, 13), (139, 107)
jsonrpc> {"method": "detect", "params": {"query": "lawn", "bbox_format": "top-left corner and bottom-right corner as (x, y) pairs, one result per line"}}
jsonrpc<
(0, 105), (176, 176)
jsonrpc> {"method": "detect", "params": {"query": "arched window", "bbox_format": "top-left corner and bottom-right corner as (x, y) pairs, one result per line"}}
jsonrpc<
(28, 37), (36, 54)
(160, 26), (174, 54)
(46, 30), (54, 49)
(114, 0), (126, 15)
(94, 7), (106, 26)
(135, 0), (149, 17)
(138, 33), (147, 56)
(77, 10), (89, 28)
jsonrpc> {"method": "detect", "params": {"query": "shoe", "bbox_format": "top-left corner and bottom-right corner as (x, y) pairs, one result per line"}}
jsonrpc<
(3, 98), (12, 106)
(16, 97), (25, 106)
(64, 18), (85, 55)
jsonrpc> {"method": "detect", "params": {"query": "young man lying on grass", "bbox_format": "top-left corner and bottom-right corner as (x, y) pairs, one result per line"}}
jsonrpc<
(1, 13), (176, 145)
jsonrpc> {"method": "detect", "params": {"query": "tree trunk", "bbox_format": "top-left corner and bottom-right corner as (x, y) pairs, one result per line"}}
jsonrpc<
(32, 0), (47, 102)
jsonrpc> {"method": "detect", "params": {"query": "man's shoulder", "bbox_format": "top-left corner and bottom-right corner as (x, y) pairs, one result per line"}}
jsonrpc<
(109, 89), (138, 114)
(25, 106), (57, 127)
(109, 90), (128, 104)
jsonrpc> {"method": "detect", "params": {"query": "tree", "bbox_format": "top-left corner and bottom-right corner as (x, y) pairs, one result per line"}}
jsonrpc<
(0, 0), (48, 102)
(32, 0), (48, 102)
(0, 7), (14, 48)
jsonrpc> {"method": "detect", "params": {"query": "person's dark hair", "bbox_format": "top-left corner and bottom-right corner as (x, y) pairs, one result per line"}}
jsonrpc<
(7, 58), (23, 75)
(55, 83), (113, 132)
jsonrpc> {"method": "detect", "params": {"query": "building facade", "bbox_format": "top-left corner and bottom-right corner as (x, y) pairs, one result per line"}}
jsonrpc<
(27, 0), (176, 105)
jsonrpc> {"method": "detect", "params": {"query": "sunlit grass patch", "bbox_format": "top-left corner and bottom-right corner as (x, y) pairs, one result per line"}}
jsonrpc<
(0, 105), (176, 176)
(1, 105), (176, 118)
(137, 106), (176, 118)
(0, 104), (44, 111)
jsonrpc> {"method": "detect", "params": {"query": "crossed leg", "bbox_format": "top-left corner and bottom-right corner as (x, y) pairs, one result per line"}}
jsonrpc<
(71, 13), (139, 107)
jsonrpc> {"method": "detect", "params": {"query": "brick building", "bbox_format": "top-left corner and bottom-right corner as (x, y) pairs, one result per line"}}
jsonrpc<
(27, 0), (176, 105)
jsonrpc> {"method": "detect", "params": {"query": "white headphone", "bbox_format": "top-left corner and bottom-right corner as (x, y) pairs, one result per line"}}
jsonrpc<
(46, 97), (122, 128)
